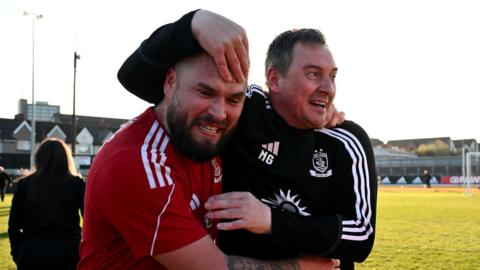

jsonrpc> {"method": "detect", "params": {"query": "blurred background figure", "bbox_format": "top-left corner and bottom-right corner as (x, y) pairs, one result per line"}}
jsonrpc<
(0, 165), (12, 202)
(423, 170), (432, 188)
(8, 138), (85, 270)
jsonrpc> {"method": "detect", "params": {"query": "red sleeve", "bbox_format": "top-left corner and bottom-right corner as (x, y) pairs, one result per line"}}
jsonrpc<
(95, 150), (207, 257)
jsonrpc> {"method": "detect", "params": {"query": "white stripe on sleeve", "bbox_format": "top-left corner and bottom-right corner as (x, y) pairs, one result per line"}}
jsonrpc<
(318, 128), (373, 241)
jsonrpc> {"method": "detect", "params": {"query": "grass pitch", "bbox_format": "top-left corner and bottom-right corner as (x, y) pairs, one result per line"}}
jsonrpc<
(0, 195), (15, 270)
(357, 186), (480, 270)
(1, 187), (479, 269)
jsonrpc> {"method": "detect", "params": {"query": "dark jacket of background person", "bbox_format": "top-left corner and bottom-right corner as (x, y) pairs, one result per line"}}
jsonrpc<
(8, 138), (85, 270)
(423, 170), (432, 188)
(0, 167), (12, 188)
(0, 166), (12, 202)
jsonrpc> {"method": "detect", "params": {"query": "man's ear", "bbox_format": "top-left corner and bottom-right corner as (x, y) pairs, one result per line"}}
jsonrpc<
(266, 67), (281, 93)
(163, 68), (176, 98)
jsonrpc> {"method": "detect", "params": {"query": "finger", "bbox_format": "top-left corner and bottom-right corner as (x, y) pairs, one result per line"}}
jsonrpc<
(212, 47), (232, 82)
(327, 116), (339, 128)
(240, 30), (249, 75)
(225, 43), (245, 83)
(208, 191), (249, 201)
(234, 36), (249, 79)
(204, 198), (244, 210)
(235, 44), (249, 80)
(338, 111), (345, 123)
(207, 208), (243, 220)
(204, 199), (230, 210)
(331, 107), (337, 121)
(331, 259), (340, 268)
(325, 118), (336, 128)
(329, 111), (345, 127)
(242, 32), (249, 53)
(217, 219), (248, 231)
(325, 107), (339, 128)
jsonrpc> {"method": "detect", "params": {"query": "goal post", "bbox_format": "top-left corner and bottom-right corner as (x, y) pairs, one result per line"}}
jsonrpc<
(464, 152), (480, 196)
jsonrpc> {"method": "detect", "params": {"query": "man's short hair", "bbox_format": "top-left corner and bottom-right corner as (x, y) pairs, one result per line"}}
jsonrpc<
(265, 29), (326, 75)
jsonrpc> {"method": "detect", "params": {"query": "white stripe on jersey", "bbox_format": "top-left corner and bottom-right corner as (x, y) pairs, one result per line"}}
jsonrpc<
(151, 128), (167, 187)
(318, 127), (374, 241)
(141, 122), (174, 189)
(149, 184), (176, 256)
(142, 121), (160, 189)
(159, 136), (174, 186)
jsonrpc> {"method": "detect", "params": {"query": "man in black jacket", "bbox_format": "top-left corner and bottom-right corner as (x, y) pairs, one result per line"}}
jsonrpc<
(423, 170), (432, 188)
(0, 166), (12, 202)
(117, 10), (376, 270)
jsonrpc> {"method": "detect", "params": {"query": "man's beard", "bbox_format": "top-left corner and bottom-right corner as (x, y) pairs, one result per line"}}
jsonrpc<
(166, 104), (235, 162)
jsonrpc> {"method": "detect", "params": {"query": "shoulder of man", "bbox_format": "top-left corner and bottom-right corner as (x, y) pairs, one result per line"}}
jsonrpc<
(334, 120), (372, 144)
(315, 120), (374, 156)
(246, 84), (267, 98)
(244, 84), (272, 111)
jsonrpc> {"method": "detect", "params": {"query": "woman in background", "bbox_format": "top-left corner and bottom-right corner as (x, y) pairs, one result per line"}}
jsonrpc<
(8, 138), (85, 270)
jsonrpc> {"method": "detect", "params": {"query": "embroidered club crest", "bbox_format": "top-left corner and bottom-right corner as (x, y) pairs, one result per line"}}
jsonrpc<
(309, 149), (332, 178)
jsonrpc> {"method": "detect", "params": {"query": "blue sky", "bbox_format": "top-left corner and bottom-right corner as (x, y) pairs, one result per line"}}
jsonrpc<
(1, 0), (479, 142)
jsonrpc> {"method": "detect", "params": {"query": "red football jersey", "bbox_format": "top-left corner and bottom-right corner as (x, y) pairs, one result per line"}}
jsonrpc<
(78, 108), (222, 269)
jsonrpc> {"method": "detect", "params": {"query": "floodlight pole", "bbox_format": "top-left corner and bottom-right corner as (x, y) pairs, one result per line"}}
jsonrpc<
(23, 10), (43, 169)
(72, 51), (80, 156)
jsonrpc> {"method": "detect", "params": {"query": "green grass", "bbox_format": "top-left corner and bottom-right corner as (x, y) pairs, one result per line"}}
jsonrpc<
(0, 194), (15, 270)
(357, 187), (480, 270)
(1, 189), (479, 269)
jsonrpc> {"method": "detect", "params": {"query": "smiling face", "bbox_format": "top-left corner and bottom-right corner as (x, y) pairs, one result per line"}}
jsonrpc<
(161, 53), (246, 162)
(268, 42), (337, 130)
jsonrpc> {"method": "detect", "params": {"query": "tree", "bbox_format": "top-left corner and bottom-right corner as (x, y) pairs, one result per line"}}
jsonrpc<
(415, 139), (451, 156)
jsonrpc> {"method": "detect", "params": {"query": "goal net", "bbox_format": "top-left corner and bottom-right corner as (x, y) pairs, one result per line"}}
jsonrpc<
(464, 152), (480, 196)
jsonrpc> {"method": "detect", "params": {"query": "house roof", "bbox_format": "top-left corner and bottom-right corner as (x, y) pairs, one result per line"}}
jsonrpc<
(0, 115), (128, 145)
(35, 121), (73, 143)
(53, 113), (128, 129)
(387, 137), (451, 148)
(0, 118), (25, 140)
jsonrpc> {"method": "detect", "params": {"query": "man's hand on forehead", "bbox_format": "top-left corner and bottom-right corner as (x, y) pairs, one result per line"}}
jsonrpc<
(192, 10), (250, 83)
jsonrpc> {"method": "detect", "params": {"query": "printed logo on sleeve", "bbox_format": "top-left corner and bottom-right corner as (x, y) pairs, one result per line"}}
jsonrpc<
(261, 189), (311, 216)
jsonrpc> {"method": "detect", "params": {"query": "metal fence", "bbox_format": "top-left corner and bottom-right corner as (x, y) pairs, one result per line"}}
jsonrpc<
(375, 155), (478, 177)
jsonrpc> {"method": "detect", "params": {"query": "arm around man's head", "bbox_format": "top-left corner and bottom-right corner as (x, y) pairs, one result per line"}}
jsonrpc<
(117, 9), (250, 106)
